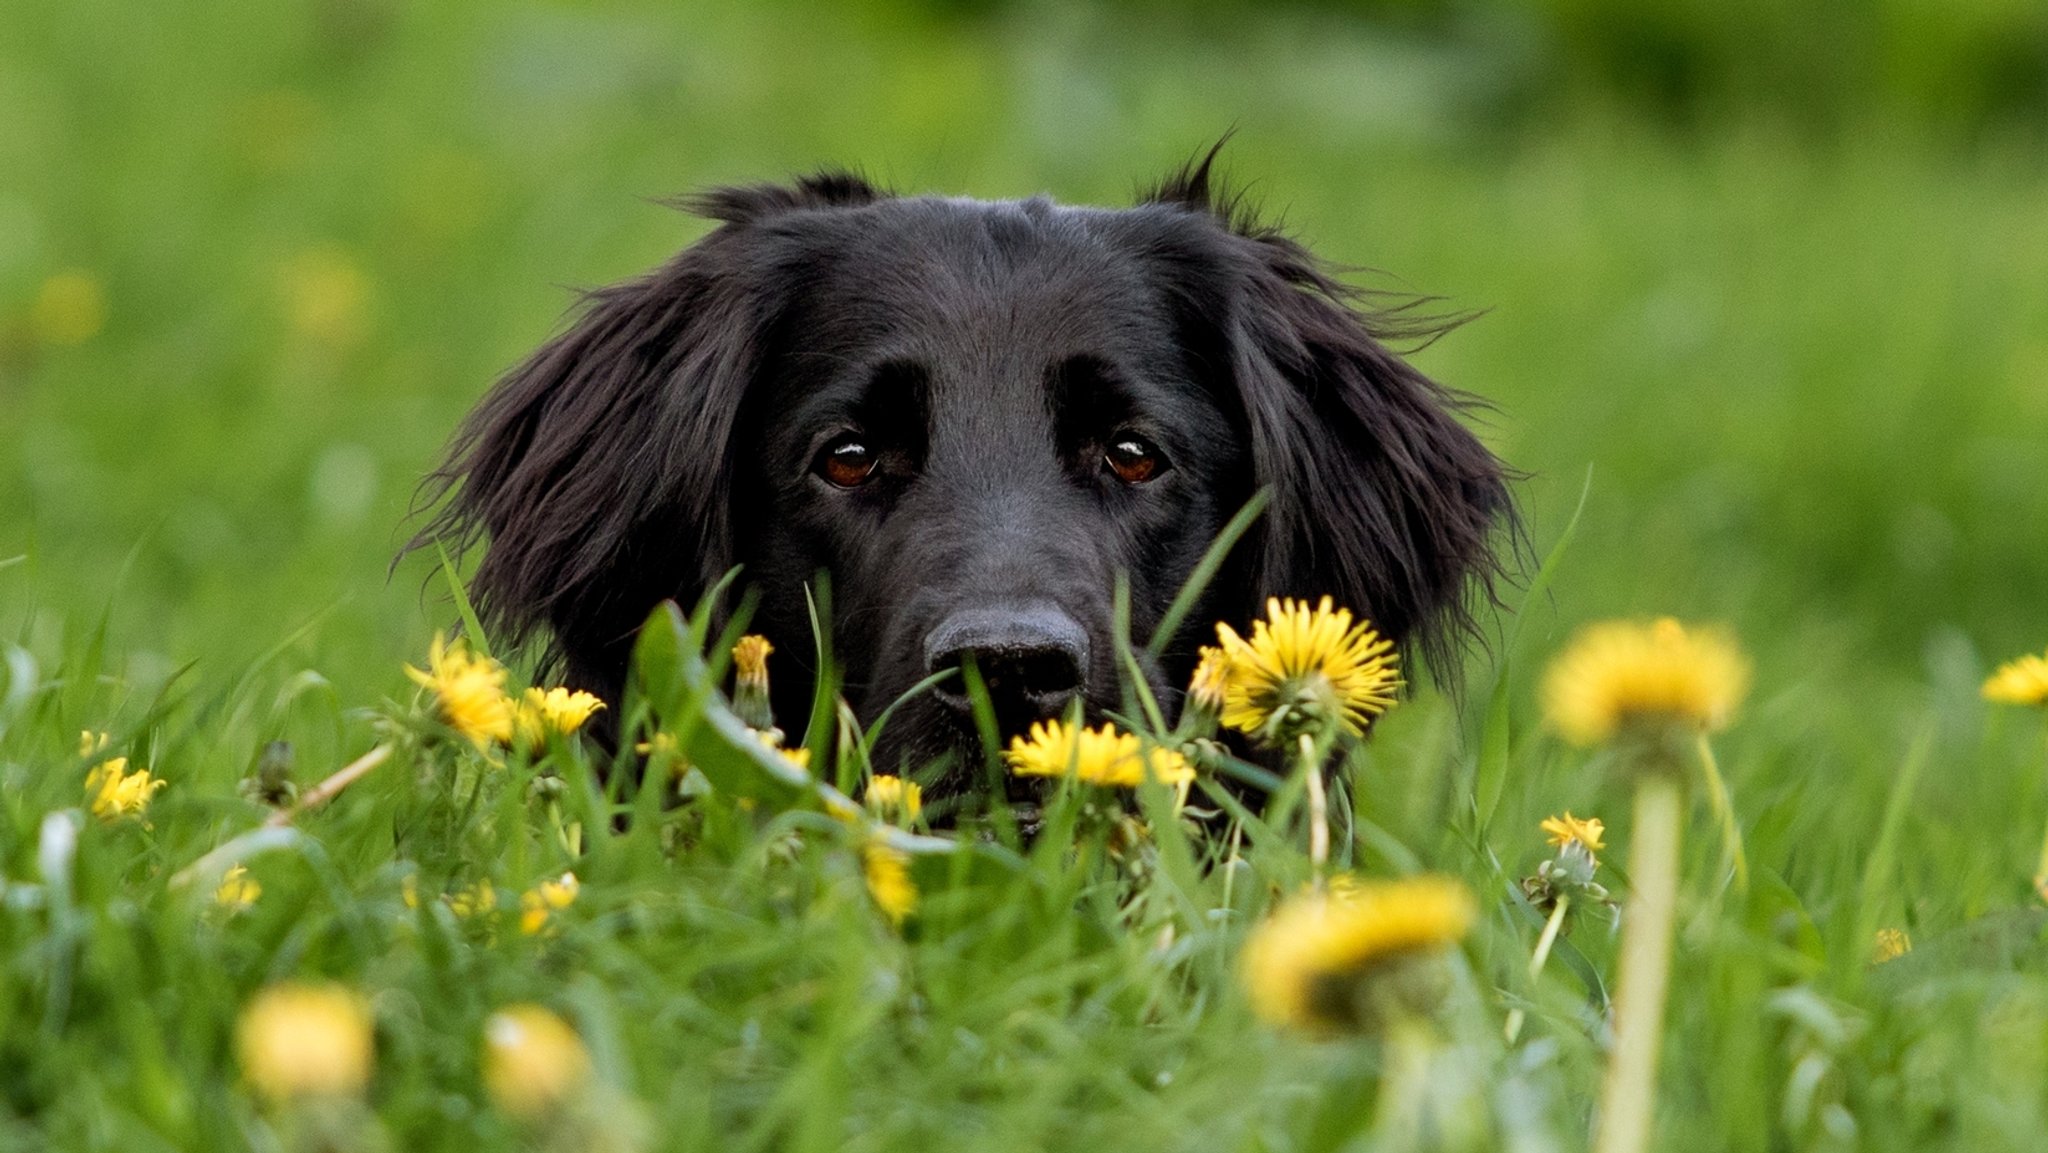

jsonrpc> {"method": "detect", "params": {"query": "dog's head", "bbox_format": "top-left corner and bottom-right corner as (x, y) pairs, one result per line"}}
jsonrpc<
(414, 154), (1514, 783)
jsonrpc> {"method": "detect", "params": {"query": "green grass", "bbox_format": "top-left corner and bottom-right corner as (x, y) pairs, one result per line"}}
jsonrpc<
(5, 0), (2048, 1149)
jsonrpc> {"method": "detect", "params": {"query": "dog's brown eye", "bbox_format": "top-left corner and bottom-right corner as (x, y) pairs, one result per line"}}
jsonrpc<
(1104, 434), (1166, 485)
(817, 436), (878, 488)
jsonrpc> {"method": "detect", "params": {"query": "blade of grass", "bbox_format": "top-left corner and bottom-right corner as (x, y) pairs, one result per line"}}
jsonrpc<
(434, 541), (490, 656)
(1145, 488), (1269, 657)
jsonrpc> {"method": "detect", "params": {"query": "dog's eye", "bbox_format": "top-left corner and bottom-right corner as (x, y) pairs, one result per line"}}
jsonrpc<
(816, 436), (878, 488)
(1104, 433), (1167, 485)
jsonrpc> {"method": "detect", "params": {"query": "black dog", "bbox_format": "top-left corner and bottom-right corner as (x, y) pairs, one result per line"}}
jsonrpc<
(413, 153), (1513, 786)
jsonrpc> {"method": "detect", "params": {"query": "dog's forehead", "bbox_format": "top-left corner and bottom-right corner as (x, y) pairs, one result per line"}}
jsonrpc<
(783, 196), (1170, 343)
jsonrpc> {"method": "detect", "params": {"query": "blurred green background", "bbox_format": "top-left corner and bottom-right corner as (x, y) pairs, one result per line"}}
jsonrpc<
(3, 0), (2046, 711)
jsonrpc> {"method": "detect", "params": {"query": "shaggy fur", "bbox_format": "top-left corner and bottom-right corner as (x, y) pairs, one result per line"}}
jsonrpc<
(411, 150), (1515, 784)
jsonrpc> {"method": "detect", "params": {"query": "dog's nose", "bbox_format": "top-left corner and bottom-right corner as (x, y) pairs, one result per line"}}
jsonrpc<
(925, 606), (1089, 719)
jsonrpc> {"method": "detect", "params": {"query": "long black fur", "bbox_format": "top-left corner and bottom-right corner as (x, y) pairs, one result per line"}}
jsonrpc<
(410, 150), (1515, 777)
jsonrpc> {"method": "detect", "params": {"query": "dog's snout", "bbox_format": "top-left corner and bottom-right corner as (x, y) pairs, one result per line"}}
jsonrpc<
(925, 606), (1089, 719)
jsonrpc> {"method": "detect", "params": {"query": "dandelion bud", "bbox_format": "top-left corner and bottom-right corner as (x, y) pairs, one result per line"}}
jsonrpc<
(731, 635), (776, 731)
(1522, 813), (1612, 917)
(862, 774), (923, 825)
(483, 1005), (591, 1121)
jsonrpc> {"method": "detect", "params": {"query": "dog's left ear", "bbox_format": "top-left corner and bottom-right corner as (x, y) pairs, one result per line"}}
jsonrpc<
(1148, 161), (1516, 675)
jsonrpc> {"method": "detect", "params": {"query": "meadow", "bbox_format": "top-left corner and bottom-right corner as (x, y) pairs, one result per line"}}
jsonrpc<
(5, 1), (2048, 1149)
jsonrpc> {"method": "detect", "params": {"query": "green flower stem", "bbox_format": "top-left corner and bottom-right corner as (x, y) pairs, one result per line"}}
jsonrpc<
(1504, 892), (1572, 1044)
(1595, 772), (1683, 1153)
(2033, 717), (2048, 901)
(1372, 1015), (1437, 1147)
(1694, 732), (1747, 893)
(1219, 820), (1245, 911)
(1300, 734), (1329, 878)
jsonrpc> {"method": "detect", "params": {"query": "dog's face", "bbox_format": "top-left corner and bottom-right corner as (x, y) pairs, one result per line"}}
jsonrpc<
(735, 196), (1250, 771)
(417, 158), (1512, 785)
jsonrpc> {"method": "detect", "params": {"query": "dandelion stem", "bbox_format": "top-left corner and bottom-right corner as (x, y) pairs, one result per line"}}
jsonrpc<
(1220, 820), (1245, 912)
(263, 744), (392, 828)
(1505, 893), (1572, 1044)
(2033, 718), (2048, 903)
(1594, 773), (1683, 1153)
(1694, 733), (1747, 894)
(1300, 734), (1329, 880)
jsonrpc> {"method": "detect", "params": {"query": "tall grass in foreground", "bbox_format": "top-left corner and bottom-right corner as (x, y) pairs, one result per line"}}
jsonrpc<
(3, 559), (2048, 1151)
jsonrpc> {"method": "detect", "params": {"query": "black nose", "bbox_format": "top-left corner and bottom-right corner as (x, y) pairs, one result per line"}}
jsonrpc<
(925, 606), (1089, 719)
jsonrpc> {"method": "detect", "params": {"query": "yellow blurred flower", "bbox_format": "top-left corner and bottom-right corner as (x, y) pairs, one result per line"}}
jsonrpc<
(1540, 812), (1606, 855)
(1542, 618), (1749, 747)
(1983, 650), (2048, 707)
(1005, 718), (1194, 788)
(1241, 874), (1475, 1031)
(518, 871), (580, 935)
(1215, 597), (1401, 745)
(483, 1004), (591, 1121)
(406, 632), (515, 749)
(30, 270), (107, 346)
(217, 864), (263, 911)
(446, 878), (497, 919)
(80, 730), (165, 821)
(1872, 928), (1912, 964)
(863, 774), (922, 825)
(280, 244), (371, 348)
(236, 983), (374, 1101)
(514, 686), (605, 747)
(863, 837), (918, 926)
(748, 727), (810, 773)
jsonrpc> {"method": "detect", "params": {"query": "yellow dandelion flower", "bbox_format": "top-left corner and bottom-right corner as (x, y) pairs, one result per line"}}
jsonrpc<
(1540, 812), (1606, 855)
(1187, 645), (1231, 717)
(1215, 597), (1401, 745)
(1241, 874), (1475, 1031)
(863, 837), (918, 926)
(30, 270), (107, 346)
(406, 632), (515, 749)
(217, 865), (263, 911)
(1541, 618), (1749, 748)
(514, 686), (605, 747)
(1872, 928), (1912, 964)
(1983, 650), (2048, 707)
(518, 871), (580, 935)
(1005, 718), (1195, 788)
(236, 983), (374, 1101)
(863, 774), (923, 825)
(80, 732), (165, 821)
(483, 1004), (591, 1121)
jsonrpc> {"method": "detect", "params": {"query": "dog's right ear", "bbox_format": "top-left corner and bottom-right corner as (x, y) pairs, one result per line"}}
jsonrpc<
(407, 173), (883, 695)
